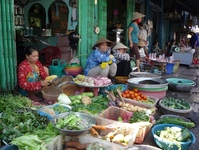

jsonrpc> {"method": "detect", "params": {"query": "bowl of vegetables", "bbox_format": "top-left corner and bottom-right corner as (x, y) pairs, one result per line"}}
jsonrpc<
(159, 97), (192, 117)
(51, 112), (96, 136)
(151, 124), (195, 150)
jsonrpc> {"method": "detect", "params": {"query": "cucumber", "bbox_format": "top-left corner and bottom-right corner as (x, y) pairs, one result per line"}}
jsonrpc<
(81, 92), (94, 97)
(69, 95), (82, 101)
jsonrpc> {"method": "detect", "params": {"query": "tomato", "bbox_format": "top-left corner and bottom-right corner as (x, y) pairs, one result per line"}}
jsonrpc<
(134, 93), (138, 97)
(126, 93), (130, 98)
(129, 91), (134, 95)
(124, 90), (129, 94)
(122, 94), (127, 98)
(133, 88), (138, 93)
(143, 95), (147, 100)
(130, 94), (135, 99)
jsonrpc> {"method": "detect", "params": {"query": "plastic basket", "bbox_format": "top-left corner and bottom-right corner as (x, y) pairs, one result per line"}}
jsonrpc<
(80, 117), (139, 150)
(99, 106), (154, 144)
(49, 59), (66, 77)
(123, 96), (159, 108)
(99, 106), (133, 122)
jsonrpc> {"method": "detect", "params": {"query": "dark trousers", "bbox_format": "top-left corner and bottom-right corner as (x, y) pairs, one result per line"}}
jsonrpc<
(116, 60), (132, 76)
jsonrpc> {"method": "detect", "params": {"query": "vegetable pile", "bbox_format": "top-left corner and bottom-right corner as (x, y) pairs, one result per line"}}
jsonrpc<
(160, 97), (191, 110)
(121, 89), (155, 105)
(0, 95), (59, 149)
(156, 126), (192, 149)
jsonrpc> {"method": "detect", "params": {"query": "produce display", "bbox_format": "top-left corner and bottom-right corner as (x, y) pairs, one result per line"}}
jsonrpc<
(0, 73), (196, 150)
(160, 97), (191, 110)
(73, 74), (111, 86)
(0, 95), (59, 149)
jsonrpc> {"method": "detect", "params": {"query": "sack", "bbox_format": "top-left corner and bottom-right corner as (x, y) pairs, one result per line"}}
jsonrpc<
(49, 59), (66, 77)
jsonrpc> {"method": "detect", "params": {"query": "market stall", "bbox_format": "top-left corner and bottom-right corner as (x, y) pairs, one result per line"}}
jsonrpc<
(0, 72), (196, 150)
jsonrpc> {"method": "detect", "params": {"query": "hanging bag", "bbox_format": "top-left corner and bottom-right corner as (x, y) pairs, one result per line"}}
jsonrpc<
(49, 59), (66, 77)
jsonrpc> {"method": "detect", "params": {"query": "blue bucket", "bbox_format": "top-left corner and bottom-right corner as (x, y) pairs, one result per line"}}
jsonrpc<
(165, 63), (175, 74)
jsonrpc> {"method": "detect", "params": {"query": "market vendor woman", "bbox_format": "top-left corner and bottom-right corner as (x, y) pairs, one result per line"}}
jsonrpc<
(18, 46), (50, 101)
(84, 37), (117, 78)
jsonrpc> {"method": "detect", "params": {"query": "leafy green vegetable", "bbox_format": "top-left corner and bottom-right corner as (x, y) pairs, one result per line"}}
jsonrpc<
(71, 95), (109, 115)
(129, 111), (150, 123)
(11, 135), (47, 150)
(55, 113), (89, 130)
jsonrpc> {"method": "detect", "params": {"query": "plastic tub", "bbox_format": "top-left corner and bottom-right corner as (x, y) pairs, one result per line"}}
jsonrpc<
(151, 124), (195, 150)
(165, 62), (175, 74)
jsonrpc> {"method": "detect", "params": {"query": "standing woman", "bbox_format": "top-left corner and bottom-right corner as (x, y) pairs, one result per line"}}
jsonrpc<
(128, 12), (145, 72)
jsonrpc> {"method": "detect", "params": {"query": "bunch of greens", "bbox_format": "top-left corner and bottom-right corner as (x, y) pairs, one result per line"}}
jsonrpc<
(11, 135), (47, 150)
(129, 111), (150, 123)
(55, 113), (89, 130)
(71, 95), (109, 115)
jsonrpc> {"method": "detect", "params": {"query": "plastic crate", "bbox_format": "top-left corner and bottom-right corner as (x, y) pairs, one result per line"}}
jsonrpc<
(99, 106), (153, 144)
(98, 106), (133, 122)
(79, 117), (139, 150)
(123, 95), (159, 108)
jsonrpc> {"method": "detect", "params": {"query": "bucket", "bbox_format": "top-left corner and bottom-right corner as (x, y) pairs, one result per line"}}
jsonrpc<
(49, 59), (66, 77)
(172, 60), (180, 73)
(165, 62), (175, 75)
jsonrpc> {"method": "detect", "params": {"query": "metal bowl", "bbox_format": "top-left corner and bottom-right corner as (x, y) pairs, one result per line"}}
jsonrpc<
(51, 112), (96, 136)
(127, 77), (168, 88)
(129, 72), (162, 79)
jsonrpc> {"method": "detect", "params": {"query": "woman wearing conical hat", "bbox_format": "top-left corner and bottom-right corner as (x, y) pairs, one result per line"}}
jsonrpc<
(128, 12), (145, 72)
(84, 37), (117, 78)
(112, 42), (132, 76)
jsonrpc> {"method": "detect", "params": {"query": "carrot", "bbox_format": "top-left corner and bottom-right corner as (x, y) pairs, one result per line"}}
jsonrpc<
(90, 128), (99, 137)
(93, 125), (106, 130)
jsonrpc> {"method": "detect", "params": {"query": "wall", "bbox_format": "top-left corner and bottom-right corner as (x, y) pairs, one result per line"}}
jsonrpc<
(24, 0), (77, 31)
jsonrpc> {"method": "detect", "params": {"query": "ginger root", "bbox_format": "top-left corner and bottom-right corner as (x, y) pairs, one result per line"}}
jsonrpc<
(81, 95), (92, 106)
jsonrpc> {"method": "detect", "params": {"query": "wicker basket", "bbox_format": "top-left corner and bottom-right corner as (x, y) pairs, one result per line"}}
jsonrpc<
(115, 76), (129, 84)
(41, 86), (62, 101)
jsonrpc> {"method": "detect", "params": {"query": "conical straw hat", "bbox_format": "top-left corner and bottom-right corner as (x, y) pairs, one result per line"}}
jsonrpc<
(132, 12), (145, 21)
(112, 42), (129, 50)
(92, 37), (113, 49)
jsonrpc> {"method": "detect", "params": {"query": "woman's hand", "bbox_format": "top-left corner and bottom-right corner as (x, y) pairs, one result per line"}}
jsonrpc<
(41, 80), (50, 87)
(130, 43), (133, 49)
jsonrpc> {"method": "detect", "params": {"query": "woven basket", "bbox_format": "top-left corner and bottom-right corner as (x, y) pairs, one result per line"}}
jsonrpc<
(115, 76), (129, 84)
(41, 86), (62, 101)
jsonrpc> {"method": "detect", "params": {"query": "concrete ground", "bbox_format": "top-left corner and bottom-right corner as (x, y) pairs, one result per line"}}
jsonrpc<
(142, 65), (199, 150)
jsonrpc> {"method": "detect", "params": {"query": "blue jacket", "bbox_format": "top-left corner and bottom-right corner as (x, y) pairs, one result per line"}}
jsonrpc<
(84, 47), (115, 76)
